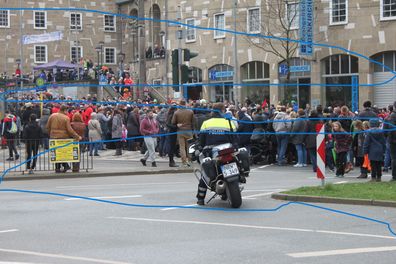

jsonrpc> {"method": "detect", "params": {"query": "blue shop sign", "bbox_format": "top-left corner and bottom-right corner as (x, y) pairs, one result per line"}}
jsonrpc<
(209, 70), (234, 81)
(299, 0), (314, 56)
(279, 65), (311, 74)
(290, 65), (311, 72)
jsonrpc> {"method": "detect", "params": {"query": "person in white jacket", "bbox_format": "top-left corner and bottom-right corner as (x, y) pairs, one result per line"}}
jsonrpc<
(272, 106), (291, 166)
(88, 112), (102, 156)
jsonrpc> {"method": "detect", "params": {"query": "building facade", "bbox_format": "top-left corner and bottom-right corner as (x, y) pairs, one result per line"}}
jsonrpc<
(1, 0), (396, 108)
(0, 0), (119, 80)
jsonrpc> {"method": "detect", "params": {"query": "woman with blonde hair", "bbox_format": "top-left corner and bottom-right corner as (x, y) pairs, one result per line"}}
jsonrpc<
(332, 121), (352, 178)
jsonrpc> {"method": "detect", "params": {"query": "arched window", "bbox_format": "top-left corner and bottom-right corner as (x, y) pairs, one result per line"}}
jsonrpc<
(371, 51), (396, 72)
(149, 4), (161, 50)
(241, 61), (270, 81)
(321, 54), (359, 107)
(322, 54), (358, 75)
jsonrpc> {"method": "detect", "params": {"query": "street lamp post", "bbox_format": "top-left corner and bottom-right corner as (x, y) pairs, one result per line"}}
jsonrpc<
(98, 41), (104, 67)
(159, 30), (168, 100)
(117, 51), (125, 78)
(95, 46), (101, 73)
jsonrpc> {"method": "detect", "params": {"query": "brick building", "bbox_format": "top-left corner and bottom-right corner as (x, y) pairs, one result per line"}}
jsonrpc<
(0, 0), (118, 79)
(1, 0), (396, 108)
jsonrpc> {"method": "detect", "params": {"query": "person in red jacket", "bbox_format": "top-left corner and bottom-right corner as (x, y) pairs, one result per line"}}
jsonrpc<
(82, 104), (93, 126)
(139, 109), (159, 167)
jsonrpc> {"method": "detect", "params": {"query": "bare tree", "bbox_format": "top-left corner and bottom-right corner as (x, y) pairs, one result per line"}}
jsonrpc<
(245, 0), (300, 83)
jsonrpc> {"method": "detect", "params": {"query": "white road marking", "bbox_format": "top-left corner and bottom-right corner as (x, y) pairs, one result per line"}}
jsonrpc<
(0, 262), (34, 264)
(161, 204), (197, 211)
(56, 182), (188, 190)
(0, 248), (132, 264)
(0, 229), (18, 234)
(243, 189), (284, 192)
(288, 246), (396, 258)
(242, 192), (276, 199)
(107, 217), (396, 240)
(64, 195), (142, 201)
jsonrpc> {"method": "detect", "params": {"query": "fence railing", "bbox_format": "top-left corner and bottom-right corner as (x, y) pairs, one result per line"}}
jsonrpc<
(0, 139), (93, 174)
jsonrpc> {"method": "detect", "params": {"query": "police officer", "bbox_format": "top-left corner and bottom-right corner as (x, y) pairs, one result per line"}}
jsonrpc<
(196, 103), (239, 205)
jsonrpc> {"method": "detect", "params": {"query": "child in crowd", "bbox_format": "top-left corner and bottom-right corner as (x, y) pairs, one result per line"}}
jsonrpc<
(353, 120), (368, 179)
(332, 121), (352, 178)
(363, 119), (386, 182)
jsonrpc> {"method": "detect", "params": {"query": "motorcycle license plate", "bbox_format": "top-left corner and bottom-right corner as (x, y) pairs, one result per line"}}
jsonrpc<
(221, 163), (239, 178)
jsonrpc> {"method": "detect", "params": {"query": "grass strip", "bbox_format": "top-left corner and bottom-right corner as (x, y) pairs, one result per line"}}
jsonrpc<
(283, 182), (396, 201)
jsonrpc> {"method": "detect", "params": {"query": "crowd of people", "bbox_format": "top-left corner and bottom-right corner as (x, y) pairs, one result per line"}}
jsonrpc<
(1, 97), (395, 182)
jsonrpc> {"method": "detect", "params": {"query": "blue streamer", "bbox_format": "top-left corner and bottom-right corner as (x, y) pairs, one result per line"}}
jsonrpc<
(0, 188), (394, 237)
(0, 6), (395, 90)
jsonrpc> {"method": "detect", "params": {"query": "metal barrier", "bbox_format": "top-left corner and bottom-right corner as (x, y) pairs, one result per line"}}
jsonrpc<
(1, 139), (93, 174)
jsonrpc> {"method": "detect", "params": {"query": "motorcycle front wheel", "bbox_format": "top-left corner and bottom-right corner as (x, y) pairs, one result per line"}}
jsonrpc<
(226, 180), (242, 208)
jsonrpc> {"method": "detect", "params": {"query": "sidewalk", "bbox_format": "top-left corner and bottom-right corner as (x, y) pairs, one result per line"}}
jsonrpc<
(1, 149), (193, 181)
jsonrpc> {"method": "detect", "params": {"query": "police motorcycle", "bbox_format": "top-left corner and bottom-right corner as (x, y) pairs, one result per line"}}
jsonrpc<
(189, 140), (250, 208)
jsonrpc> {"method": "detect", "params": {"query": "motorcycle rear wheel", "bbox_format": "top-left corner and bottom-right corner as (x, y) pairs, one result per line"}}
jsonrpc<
(226, 181), (242, 208)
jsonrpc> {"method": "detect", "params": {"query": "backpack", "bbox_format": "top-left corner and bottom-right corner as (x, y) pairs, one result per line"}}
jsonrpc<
(9, 119), (18, 134)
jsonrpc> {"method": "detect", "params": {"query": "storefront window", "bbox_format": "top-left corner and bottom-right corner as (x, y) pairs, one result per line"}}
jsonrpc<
(322, 54), (359, 107)
(278, 58), (311, 107)
(208, 64), (234, 102)
(241, 61), (270, 104)
(325, 76), (352, 107)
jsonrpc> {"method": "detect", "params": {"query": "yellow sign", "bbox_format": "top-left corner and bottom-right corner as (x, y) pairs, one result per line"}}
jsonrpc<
(49, 139), (80, 163)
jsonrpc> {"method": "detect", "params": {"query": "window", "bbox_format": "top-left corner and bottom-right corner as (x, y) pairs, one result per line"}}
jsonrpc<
(104, 15), (116, 32)
(371, 51), (396, 72)
(104, 48), (116, 64)
(330, 0), (348, 25)
(381, 0), (396, 20)
(185, 18), (196, 42)
(247, 8), (261, 33)
(34, 11), (47, 29)
(34, 45), (47, 63)
(71, 46), (83, 62)
(287, 2), (299, 30)
(323, 54), (359, 76)
(70, 13), (82, 30)
(214, 13), (225, 39)
(241, 61), (270, 81)
(0, 10), (10, 28)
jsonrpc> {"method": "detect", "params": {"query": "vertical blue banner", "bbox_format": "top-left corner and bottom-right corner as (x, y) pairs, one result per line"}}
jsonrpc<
(299, 0), (313, 56)
(351, 76), (359, 113)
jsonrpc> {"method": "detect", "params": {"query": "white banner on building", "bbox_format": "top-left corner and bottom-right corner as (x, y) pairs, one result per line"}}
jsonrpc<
(22, 31), (63, 45)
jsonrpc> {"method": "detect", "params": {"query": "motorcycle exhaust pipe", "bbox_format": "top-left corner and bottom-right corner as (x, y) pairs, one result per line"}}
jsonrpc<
(216, 180), (226, 194)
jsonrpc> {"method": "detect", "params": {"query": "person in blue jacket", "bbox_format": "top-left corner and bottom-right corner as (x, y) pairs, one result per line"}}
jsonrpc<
(363, 119), (386, 182)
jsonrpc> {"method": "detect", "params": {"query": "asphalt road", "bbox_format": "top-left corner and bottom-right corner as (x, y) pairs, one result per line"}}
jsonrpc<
(0, 165), (396, 264)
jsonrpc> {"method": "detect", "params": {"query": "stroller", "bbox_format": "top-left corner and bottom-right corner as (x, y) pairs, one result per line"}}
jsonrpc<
(249, 129), (276, 165)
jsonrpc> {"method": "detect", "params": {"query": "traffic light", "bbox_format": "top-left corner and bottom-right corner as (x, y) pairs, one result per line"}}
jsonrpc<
(183, 49), (198, 61)
(181, 65), (189, 84)
(172, 49), (179, 90)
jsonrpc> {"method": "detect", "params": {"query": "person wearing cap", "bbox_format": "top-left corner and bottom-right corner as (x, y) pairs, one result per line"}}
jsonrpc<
(165, 103), (179, 167)
(22, 102), (35, 126)
(1, 111), (20, 161)
(363, 119), (386, 182)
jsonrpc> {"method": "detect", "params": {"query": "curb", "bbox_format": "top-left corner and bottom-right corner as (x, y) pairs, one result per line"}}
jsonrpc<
(3, 169), (194, 182)
(271, 193), (396, 208)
